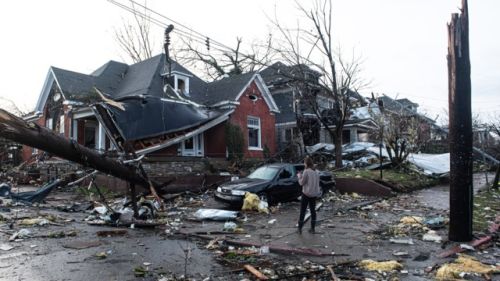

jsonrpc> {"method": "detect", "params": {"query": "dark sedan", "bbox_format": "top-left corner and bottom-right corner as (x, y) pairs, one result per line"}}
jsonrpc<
(214, 163), (335, 206)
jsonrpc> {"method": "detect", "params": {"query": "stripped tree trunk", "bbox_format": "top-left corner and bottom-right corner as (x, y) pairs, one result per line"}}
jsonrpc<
(447, 0), (473, 242)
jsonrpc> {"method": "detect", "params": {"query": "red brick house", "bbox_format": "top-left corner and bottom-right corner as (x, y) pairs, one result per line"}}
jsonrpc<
(22, 54), (279, 161)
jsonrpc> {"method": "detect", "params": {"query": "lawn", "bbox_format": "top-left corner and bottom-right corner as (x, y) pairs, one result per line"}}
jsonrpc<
(334, 168), (442, 192)
(473, 188), (500, 232)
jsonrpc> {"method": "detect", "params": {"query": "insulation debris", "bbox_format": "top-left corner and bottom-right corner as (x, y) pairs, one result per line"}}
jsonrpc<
(358, 260), (403, 272)
(435, 254), (500, 280)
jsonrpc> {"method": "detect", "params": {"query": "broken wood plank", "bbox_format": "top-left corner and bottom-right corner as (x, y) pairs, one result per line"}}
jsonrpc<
(437, 236), (492, 258)
(243, 264), (269, 280)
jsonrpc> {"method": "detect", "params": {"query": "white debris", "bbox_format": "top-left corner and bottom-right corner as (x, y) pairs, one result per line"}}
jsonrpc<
(422, 230), (442, 243)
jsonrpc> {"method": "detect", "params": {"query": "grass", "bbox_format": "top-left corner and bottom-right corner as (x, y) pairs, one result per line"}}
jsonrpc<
(335, 168), (441, 192)
(473, 188), (500, 232)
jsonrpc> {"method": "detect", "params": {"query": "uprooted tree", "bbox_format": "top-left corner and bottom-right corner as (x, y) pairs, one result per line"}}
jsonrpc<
(0, 108), (164, 197)
(268, 0), (368, 167)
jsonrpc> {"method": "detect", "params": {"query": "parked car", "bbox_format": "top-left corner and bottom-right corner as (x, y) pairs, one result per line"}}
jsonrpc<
(214, 163), (335, 206)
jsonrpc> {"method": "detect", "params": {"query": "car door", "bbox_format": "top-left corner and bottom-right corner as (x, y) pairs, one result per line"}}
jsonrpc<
(273, 166), (301, 201)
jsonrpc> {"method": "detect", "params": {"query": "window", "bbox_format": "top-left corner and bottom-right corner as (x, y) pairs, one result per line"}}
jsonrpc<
(174, 75), (189, 96)
(247, 116), (261, 149)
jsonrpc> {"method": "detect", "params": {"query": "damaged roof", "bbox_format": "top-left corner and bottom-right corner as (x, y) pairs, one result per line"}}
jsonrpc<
(94, 95), (227, 141)
(49, 54), (261, 107)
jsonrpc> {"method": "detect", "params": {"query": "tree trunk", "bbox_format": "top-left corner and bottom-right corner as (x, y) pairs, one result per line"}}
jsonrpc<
(334, 130), (342, 168)
(0, 109), (150, 188)
(447, 0), (473, 242)
(492, 165), (500, 190)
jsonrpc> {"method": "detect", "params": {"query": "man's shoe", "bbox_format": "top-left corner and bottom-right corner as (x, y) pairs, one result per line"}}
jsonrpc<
(308, 229), (315, 234)
(297, 227), (302, 234)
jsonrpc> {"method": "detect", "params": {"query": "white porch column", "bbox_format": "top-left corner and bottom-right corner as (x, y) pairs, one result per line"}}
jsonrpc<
(97, 122), (106, 151)
(71, 119), (78, 140)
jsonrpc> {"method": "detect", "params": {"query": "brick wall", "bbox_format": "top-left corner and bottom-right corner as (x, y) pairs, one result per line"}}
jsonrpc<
(230, 81), (277, 158)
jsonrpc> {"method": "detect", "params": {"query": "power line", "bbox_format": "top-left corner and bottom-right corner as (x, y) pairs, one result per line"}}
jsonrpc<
(107, 0), (242, 55)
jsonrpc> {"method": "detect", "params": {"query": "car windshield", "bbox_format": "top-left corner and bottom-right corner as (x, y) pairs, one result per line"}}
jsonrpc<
(247, 166), (279, 180)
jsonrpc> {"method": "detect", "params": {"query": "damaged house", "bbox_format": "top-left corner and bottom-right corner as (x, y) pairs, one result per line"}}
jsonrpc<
(259, 62), (374, 152)
(21, 54), (280, 164)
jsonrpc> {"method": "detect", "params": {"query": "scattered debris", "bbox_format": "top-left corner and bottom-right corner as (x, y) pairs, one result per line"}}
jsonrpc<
(422, 230), (442, 243)
(243, 264), (269, 280)
(18, 218), (50, 226)
(358, 259), (403, 271)
(390, 238), (414, 245)
(194, 209), (239, 221)
(435, 254), (499, 280)
(0, 244), (14, 251)
(242, 192), (269, 214)
(9, 229), (32, 241)
(0, 180), (62, 203)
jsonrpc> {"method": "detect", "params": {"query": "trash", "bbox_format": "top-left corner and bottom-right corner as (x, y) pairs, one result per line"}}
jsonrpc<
(242, 192), (269, 214)
(9, 229), (32, 241)
(390, 238), (414, 245)
(96, 252), (107, 259)
(435, 254), (500, 280)
(424, 216), (446, 229)
(0, 244), (14, 251)
(400, 216), (424, 225)
(358, 260), (403, 272)
(223, 222), (237, 232)
(259, 246), (270, 255)
(18, 218), (50, 226)
(194, 209), (239, 221)
(143, 262), (151, 266)
(62, 240), (102, 250)
(133, 266), (148, 277)
(392, 251), (409, 257)
(268, 219), (276, 224)
(422, 230), (442, 243)
(460, 244), (475, 251)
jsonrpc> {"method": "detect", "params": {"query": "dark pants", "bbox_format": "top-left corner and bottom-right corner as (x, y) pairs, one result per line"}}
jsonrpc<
(298, 194), (316, 231)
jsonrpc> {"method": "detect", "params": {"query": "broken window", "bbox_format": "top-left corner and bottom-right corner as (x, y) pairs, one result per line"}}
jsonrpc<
(247, 116), (261, 149)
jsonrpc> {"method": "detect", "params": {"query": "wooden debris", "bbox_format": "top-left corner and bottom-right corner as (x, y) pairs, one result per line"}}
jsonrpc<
(243, 264), (269, 280)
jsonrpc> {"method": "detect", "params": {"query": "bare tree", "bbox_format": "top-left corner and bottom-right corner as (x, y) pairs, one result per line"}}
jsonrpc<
(378, 110), (428, 167)
(114, 0), (157, 63)
(268, 0), (368, 167)
(175, 34), (275, 80)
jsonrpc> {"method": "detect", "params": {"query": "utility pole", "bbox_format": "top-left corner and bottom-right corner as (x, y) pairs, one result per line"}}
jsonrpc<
(447, 0), (473, 241)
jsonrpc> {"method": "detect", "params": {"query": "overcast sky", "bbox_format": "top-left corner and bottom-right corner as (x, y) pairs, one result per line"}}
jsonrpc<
(0, 0), (498, 123)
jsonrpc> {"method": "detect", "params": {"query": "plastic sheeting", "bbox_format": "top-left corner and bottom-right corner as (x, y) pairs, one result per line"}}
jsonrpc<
(407, 153), (450, 176)
(194, 208), (239, 221)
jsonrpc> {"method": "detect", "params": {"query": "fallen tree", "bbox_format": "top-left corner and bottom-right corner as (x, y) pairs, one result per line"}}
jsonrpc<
(0, 108), (151, 189)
